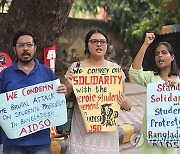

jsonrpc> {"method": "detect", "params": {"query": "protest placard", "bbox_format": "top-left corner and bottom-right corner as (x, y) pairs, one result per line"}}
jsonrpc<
(147, 82), (180, 148)
(0, 79), (67, 139)
(72, 67), (123, 132)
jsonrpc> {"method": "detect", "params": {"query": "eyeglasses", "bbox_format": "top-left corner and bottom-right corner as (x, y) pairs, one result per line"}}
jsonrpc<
(88, 39), (107, 46)
(16, 42), (34, 48)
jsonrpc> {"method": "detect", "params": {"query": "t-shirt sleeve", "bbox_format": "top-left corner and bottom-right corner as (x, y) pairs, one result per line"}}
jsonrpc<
(129, 65), (154, 87)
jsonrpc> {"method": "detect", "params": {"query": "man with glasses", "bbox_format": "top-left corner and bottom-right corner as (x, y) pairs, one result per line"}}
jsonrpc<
(0, 29), (67, 154)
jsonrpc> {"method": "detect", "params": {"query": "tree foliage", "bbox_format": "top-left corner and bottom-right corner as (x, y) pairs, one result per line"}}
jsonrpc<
(0, 0), (74, 62)
(74, 0), (180, 52)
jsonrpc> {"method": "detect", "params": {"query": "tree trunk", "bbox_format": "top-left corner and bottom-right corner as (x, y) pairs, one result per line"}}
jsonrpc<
(0, 0), (74, 63)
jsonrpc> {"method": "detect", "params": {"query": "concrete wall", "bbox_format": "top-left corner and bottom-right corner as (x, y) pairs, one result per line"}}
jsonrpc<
(0, 14), (125, 78)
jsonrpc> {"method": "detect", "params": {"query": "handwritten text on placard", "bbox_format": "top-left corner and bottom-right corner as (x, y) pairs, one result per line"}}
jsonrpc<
(0, 79), (67, 139)
(72, 67), (123, 132)
(147, 82), (180, 148)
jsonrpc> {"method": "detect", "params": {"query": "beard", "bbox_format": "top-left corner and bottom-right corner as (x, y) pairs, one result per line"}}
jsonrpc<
(17, 57), (34, 64)
(16, 51), (34, 64)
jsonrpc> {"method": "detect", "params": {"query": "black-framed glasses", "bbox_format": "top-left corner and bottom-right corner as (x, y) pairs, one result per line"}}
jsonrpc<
(16, 42), (34, 48)
(88, 39), (107, 46)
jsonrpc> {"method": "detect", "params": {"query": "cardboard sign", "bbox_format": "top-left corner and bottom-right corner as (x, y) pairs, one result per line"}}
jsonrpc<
(72, 67), (123, 132)
(0, 79), (67, 139)
(147, 82), (180, 148)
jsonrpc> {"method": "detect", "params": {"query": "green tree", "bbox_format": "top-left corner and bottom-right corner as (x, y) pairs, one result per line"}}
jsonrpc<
(0, 0), (74, 62)
(74, 0), (180, 54)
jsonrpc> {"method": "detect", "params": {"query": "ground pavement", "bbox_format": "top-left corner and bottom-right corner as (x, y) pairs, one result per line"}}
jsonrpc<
(119, 81), (146, 153)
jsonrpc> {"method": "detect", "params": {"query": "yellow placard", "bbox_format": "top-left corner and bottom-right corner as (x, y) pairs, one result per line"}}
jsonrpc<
(72, 67), (123, 132)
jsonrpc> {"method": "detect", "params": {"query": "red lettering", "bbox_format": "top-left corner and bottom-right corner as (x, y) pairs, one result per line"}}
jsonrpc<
(44, 119), (51, 127)
(104, 76), (109, 84)
(77, 95), (96, 103)
(98, 76), (104, 84)
(118, 76), (122, 84)
(157, 83), (163, 92)
(28, 125), (32, 133)
(151, 95), (156, 103)
(19, 128), (27, 136)
(19, 119), (51, 137)
(39, 120), (44, 129)
(79, 76), (85, 85)
(73, 76), (78, 85)
(6, 91), (17, 101)
(32, 123), (38, 131)
(22, 88), (26, 96)
(73, 75), (122, 85)
(88, 125), (102, 132)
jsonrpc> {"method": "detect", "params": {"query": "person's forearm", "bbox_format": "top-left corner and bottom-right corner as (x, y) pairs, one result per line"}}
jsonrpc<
(65, 79), (73, 98)
(121, 98), (132, 110)
(121, 81), (132, 110)
(132, 43), (149, 69)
